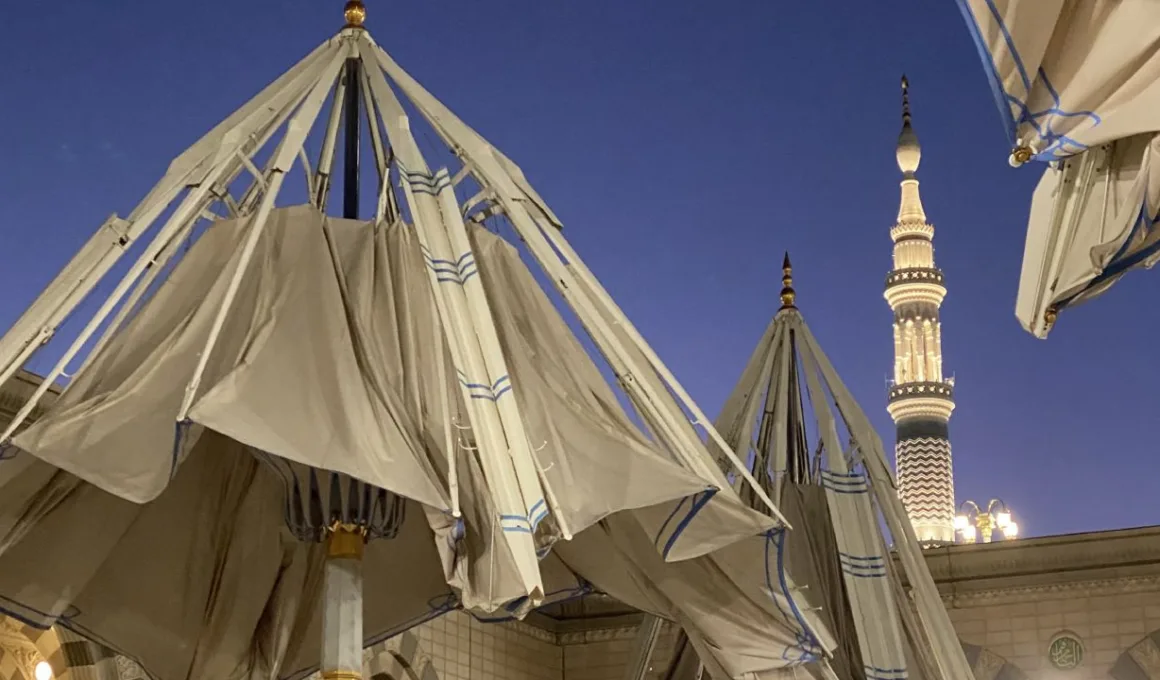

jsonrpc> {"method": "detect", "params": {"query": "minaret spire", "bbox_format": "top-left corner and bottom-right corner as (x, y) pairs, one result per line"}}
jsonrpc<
(901, 75), (911, 126)
(883, 76), (957, 546)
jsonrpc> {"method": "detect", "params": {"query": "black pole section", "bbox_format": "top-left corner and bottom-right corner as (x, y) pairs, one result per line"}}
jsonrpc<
(342, 58), (361, 220)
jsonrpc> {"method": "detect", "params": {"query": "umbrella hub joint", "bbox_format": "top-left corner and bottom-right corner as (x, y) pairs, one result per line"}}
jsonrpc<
(1043, 306), (1059, 332)
(1010, 146), (1033, 167)
(326, 522), (366, 560)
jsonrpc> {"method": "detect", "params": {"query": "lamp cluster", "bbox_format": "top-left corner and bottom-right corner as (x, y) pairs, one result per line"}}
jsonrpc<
(954, 499), (1019, 544)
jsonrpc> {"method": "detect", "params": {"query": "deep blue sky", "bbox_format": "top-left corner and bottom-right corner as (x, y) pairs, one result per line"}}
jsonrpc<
(0, 1), (1153, 538)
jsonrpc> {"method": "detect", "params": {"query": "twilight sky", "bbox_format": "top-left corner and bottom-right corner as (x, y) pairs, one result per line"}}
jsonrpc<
(0, 1), (1153, 538)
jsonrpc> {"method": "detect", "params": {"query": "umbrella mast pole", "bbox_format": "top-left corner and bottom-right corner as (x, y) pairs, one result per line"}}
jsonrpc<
(322, 7), (368, 680)
(322, 524), (365, 680)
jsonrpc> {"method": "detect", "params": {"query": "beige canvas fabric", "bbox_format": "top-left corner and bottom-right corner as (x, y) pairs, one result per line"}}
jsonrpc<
(556, 518), (836, 680)
(958, 1), (1160, 336)
(0, 206), (812, 680)
(673, 304), (977, 680)
(960, 0), (1160, 155)
(16, 207), (448, 511)
(1016, 129), (1160, 336)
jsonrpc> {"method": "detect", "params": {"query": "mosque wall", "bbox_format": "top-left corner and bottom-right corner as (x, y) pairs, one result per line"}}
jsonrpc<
(924, 526), (1160, 680)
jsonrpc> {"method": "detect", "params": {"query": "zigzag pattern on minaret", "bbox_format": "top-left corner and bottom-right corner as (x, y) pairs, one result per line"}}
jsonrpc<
(896, 437), (955, 525)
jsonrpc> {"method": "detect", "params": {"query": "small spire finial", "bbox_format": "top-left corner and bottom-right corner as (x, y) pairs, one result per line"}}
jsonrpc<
(780, 252), (796, 309)
(344, 0), (367, 28)
(896, 75), (921, 174)
(901, 74), (911, 126)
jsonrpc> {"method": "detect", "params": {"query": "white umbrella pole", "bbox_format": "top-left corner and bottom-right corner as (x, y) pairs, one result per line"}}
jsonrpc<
(322, 524), (365, 680)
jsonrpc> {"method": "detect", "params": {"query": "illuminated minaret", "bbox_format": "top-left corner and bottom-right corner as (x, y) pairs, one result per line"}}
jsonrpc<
(884, 76), (956, 546)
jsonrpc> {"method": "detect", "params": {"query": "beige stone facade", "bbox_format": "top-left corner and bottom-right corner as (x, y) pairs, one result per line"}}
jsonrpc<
(923, 525), (1160, 680)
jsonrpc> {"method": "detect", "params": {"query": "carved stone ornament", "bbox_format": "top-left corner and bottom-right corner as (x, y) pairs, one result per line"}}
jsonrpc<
(1047, 631), (1084, 671)
(115, 655), (148, 680)
(973, 648), (1005, 680)
(1128, 637), (1160, 679)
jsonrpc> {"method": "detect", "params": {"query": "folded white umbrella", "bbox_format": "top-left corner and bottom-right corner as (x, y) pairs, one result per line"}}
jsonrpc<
(647, 259), (976, 680)
(956, 1), (1160, 337)
(0, 6), (804, 680)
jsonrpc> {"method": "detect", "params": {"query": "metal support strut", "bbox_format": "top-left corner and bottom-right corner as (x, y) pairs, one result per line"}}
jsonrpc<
(342, 56), (361, 220)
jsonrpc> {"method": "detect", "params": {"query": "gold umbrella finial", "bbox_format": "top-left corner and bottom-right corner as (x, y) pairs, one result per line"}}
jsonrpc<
(780, 252), (796, 309)
(344, 0), (367, 28)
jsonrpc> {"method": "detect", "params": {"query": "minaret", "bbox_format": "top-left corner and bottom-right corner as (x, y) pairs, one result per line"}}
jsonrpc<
(884, 76), (956, 546)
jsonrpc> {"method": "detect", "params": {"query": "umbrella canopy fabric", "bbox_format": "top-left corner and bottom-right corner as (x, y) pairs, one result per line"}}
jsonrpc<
(659, 272), (976, 680)
(0, 19), (825, 680)
(955, 1), (1160, 337)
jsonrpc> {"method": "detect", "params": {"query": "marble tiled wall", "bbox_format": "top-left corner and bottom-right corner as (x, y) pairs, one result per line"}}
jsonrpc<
(560, 622), (681, 680)
(410, 608), (563, 677)
(411, 612), (562, 680)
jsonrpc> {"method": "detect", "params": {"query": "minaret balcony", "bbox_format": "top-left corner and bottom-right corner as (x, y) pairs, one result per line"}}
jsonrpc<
(886, 381), (956, 422)
(888, 380), (954, 403)
(884, 267), (947, 307)
(885, 267), (944, 288)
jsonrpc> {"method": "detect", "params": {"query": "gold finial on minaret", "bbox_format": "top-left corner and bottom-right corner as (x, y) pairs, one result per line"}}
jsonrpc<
(344, 0), (367, 28)
(779, 252), (796, 309)
(896, 74), (921, 175)
(901, 75), (911, 126)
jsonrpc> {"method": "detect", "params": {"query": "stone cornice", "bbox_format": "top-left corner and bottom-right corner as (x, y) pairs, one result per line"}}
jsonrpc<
(522, 610), (644, 643)
(901, 525), (1160, 606)
(940, 574), (1160, 607)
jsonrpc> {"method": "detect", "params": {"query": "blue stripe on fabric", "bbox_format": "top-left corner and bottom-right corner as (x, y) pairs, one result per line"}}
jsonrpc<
(651, 488), (716, 560)
(661, 489), (716, 559)
(402, 168), (453, 196)
(821, 469), (869, 494)
(423, 249), (478, 286)
(838, 552), (887, 578)
(529, 499), (550, 529)
(499, 499), (550, 534)
(456, 373), (512, 402)
(764, 528), (822, 664)
(653, 495), (689, 550)
(952, 0), (1101, 160)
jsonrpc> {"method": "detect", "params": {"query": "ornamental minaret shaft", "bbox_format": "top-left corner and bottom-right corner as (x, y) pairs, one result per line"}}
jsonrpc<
(885, 76), (956, 546)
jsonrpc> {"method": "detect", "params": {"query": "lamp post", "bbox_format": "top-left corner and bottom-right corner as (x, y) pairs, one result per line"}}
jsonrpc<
(954, 499), (1018, 543)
